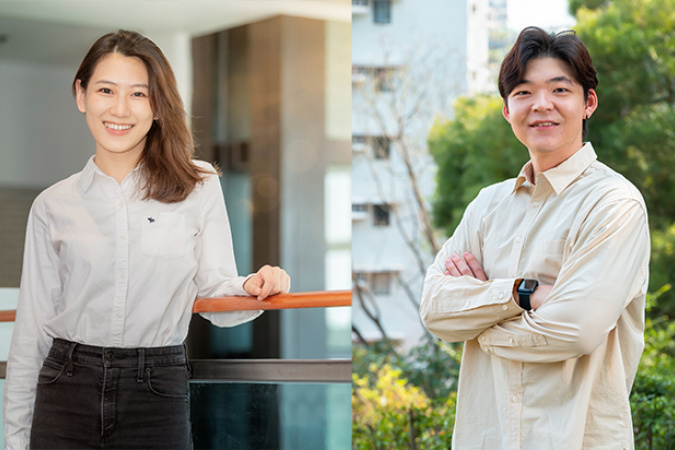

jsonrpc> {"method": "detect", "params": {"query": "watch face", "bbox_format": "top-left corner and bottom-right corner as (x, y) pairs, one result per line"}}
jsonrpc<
(521, 279), (538, 292)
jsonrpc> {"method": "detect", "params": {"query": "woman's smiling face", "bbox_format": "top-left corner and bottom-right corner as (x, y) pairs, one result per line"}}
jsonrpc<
(76, 52), (155, 162)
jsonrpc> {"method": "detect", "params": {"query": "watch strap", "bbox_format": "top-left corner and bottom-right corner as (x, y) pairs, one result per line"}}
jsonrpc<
(516, 279), (538, 311)
(519, 292), (532, 310)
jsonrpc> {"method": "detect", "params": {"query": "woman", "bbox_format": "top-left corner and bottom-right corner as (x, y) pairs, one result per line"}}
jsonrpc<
(3, 30), (290, 449)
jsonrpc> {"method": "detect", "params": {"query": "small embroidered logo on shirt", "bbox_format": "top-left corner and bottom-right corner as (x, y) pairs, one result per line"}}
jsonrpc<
(147, 217), (155, 223)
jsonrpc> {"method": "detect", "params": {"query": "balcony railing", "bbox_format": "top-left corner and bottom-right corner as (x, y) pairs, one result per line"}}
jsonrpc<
(0, 290), (350, 320)
(0, 290), (352, 382)
(0, 290), (352, 449)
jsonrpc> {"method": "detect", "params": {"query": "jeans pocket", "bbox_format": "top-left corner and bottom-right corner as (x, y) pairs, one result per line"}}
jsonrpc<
(37, 357), (67, 385)
(146, 366), (189, 401)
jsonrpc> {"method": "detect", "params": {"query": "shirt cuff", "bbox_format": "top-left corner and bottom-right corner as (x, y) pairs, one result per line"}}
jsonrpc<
(486, 278), (519, 309)
(240, 273), (255, 296)
(201, 309), (264, 328)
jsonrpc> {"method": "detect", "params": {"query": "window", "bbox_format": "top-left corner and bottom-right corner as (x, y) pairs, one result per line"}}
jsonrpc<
(352, 135), (368, 152)
(352, 135), (367, 145)
(352, 65), (394, 91)
(373, 0), (392, 24)
(352, 66), (369, 84)
(373, 204), (390, 226)
(372, 136), (390, 160)
(355, 272), (368, 287)
(372, 272), (391, 295)
(352, 203), (368, 221)
(374, 67), (392, 92)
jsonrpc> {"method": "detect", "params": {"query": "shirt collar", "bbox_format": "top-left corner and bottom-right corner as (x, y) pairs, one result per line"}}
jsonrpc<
(78, 155), (144, 192)
(78, 156), (98, 192)
(512, 142), (597, 195)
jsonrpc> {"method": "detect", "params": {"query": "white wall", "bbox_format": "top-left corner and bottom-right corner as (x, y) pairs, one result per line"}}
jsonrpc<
(0, 60), (93, 189)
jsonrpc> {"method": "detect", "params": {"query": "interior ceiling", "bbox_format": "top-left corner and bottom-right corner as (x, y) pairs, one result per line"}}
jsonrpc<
(0, 0), (350, 66)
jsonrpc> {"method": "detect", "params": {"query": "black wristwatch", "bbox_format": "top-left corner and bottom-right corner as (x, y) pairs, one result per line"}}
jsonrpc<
(517, 279), (539, 311)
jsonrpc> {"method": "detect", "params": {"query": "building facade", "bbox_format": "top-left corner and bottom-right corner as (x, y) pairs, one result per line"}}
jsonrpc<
(351, 0), (490, 348)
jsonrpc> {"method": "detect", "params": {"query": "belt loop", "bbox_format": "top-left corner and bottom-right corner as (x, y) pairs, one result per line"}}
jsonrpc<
(183, 343), (192, 379)
(137, 348), (146, 383)
(65, 342), (77, 377)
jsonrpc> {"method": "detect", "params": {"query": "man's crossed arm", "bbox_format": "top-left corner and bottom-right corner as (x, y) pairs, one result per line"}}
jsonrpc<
(443, 252), (552, 310)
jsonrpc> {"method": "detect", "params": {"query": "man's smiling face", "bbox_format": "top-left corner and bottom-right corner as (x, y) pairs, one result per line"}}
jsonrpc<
(502, 56), (597, 168)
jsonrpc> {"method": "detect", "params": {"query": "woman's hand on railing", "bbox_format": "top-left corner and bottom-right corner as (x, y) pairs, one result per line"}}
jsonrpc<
(243, 265), (291, 300)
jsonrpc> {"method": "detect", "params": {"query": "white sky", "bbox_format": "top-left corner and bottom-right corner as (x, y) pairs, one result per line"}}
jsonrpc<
(507, 0), (576, 31)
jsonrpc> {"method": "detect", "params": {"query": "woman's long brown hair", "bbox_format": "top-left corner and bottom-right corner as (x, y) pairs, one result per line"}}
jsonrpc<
(73, 30), (212, 203)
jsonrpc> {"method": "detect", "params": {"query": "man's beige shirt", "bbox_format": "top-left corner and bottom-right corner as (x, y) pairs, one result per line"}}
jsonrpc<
(421, 143), (649, 450)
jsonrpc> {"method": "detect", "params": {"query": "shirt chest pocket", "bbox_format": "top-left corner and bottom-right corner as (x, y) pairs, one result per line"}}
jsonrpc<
(141, 212), (187, 258)
(528, 239), (566, 281)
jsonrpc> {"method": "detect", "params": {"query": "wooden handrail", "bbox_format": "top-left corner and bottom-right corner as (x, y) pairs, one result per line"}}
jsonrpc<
(192, 290), (351, 313)
(0, 310), (16, 323)
(0, 290), (351, 323)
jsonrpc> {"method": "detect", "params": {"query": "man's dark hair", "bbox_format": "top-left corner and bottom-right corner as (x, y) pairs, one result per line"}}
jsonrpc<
(499, 26), (598, 101)
(498, 27), (598, 138)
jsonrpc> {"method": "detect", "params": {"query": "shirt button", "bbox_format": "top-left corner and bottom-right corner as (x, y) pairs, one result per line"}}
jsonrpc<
(532, 201), (540, 208)
(512, 396), (518, 403)
(120, 273), (127, 280)
(502, 305), (508, 310)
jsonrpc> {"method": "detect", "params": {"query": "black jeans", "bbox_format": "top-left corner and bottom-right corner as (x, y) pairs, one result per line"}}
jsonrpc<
(30, 338), (192, 449)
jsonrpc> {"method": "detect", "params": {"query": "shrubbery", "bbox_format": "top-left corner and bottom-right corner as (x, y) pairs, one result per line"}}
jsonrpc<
(352, 290), (675, 449)
(631, 287), (675, 449)
(352, 340), (459, 449)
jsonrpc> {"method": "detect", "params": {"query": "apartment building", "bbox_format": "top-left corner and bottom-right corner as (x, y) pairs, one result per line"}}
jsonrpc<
(351, 0), (490, 347)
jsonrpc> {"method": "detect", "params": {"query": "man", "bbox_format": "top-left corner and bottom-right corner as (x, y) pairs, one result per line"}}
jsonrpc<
(420, 27), (649, 449)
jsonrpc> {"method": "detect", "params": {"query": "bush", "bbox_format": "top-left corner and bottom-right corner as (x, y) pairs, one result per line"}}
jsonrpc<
(353, 289), (675, 449)
(352, 339), (460, 449)
(631, 286), (675, 449)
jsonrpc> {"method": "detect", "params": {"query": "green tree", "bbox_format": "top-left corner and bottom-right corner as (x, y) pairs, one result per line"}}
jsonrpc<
(576, 1), (675, 222)
(576, 1), (675, 316)
(429, 95), (524, 237)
